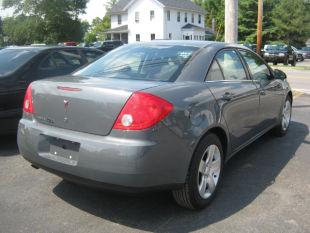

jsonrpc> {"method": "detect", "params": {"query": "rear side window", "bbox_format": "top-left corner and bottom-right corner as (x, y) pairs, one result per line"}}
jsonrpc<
(239, 50), (271, 81)
(216, 50), (247, 80)
(206, 60), (224, 81)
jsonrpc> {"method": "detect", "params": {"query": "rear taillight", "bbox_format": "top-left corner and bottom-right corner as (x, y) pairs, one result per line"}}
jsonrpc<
(23, 84), (34, 114)
(113, 92), (173, 130)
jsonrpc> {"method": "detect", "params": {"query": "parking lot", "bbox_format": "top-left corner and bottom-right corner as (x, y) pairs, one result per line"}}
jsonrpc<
(1, 69), (310, 233)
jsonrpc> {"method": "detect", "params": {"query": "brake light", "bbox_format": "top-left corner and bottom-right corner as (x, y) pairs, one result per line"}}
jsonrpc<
(113, 92), (173, 130)
(23, 84), (34, 114)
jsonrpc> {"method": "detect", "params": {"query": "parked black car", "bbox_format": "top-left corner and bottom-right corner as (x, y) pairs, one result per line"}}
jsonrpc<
(301, 47), (310, 59)
(263, 44), (296, 66)
(0, 46), (104, 135)
(93, 40), (124, 52)
(292, 46), (304, 61)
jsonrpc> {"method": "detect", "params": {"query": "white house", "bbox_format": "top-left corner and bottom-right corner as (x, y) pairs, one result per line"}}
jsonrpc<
(104, 0), (206, 44)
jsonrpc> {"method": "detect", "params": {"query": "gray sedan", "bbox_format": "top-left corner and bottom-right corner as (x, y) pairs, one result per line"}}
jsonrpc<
(18, 41), (292, 210)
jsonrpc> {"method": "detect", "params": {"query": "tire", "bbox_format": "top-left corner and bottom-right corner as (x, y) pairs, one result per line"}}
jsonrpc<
(283, 57), (289, 65)
(273, 96), (292, 137)
(290, 57), (297, 66)
(172, 133), (224, 210)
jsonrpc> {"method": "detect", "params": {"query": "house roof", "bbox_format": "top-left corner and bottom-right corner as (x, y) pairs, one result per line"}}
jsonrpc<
(104, 25), (129, 33)
(182, 23), (205, 31)
(110, 0), (204, 14)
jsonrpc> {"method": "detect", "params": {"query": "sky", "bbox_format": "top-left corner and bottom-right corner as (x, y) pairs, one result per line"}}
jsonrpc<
(0, 0), (108, 23)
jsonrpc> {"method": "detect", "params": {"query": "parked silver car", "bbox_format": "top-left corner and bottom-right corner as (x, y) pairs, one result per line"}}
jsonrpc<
(18, 41), (292, 209)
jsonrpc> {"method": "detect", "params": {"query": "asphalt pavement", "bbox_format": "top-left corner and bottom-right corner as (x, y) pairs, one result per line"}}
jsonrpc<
(0, 68), (310, 233)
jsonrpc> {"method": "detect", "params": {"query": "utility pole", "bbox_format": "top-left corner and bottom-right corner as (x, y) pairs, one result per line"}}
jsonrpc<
(225, 0), (238, 44)
(256, 0), (263, 55)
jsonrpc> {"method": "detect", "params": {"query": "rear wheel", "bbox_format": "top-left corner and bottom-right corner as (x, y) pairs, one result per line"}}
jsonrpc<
(172, 134), (224, 210)
(273, 96), (292, 137)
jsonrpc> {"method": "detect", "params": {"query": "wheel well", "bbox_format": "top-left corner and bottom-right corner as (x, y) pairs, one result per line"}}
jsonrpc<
(288, 91), (293, 103)
(209, 127), (228, 158)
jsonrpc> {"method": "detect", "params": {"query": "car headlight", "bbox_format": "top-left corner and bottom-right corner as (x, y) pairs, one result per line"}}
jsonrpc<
(279, 53), (285, 57)
(264, 52), (269, 56)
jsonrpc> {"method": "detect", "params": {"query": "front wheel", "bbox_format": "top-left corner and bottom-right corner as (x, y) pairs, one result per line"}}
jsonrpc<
(273, 96), (292, 137)
(172, 133), (224, 210)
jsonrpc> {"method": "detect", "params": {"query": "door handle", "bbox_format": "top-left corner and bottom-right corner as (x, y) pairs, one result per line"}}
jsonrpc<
(222, 92), (234, 101)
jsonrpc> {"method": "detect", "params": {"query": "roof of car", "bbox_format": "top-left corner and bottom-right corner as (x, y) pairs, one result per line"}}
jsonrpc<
(3, 46), (100, 51)
(130, 40), (245, 50)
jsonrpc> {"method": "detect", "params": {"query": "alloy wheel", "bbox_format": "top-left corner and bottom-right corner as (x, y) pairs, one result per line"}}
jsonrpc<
(197, 144), (221, 199)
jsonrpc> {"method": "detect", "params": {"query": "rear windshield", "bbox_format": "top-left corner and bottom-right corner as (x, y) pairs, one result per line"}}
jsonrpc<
(0, 49), (37, 76)
(74, 44), (198, 82)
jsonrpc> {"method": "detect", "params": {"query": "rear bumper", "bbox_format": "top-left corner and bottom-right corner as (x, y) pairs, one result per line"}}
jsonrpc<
(18, 119), (189, 192)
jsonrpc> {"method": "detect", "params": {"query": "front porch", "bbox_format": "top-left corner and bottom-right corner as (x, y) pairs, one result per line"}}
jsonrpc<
(181, 23), (206, 41)
(104, 25), (129, 44)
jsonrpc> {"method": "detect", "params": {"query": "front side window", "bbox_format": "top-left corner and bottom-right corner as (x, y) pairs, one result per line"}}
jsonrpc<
(83, 50), (103, 63)
(239, 50), (271, 81)
(135, 12), (139, 23)
(117, 15), (122, 25)
(74, 44), (199, 82)
(150, 10), (155, 20)
(216, 50), (247, 80)
(0, 49), (37, 76)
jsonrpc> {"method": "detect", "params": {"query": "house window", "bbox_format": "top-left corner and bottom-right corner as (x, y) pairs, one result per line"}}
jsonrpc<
(177, 12), (180, 22)
(150, 10), (155, 20)
(169, 33), (172, 39)
(198, 14), (201, 24)
(191, 13), (194, 23)
(167, 10), (170, 21)
(136, 34), (140, 42)
(185, 13), (187, 23)
(118, 15), (122, 25)
(151, 34), (155, 40)
(135, 12), (139, 23)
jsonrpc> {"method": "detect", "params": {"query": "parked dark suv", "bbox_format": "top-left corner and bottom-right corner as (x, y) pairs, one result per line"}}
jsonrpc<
(0, 46), (104, 134)
(263, 44), (296, 66)
(93, 40), (124, 52)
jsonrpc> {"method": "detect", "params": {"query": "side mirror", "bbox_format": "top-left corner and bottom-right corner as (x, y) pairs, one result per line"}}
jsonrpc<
(273, 69), (287, 80)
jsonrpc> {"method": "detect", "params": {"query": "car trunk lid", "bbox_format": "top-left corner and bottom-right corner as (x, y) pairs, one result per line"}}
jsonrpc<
(31, 76), (166, 136)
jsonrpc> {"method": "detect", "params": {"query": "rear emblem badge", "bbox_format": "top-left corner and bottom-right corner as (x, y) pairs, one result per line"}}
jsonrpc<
(64, 100), (69, 123)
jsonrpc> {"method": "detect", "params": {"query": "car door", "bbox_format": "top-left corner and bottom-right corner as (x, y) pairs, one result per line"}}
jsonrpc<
(238, 49), (284, 131)
(206, 49), (260, 152)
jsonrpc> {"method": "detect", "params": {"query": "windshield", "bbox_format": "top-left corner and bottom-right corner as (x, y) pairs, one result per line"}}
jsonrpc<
(0, 49), (37, 76)
(74, 44), (199, 82)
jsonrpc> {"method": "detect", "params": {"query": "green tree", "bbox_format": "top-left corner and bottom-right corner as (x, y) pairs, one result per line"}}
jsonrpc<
(1, 0), (89, 44)
(0, 17), (3, 46)
(271, 0), (310, 46)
